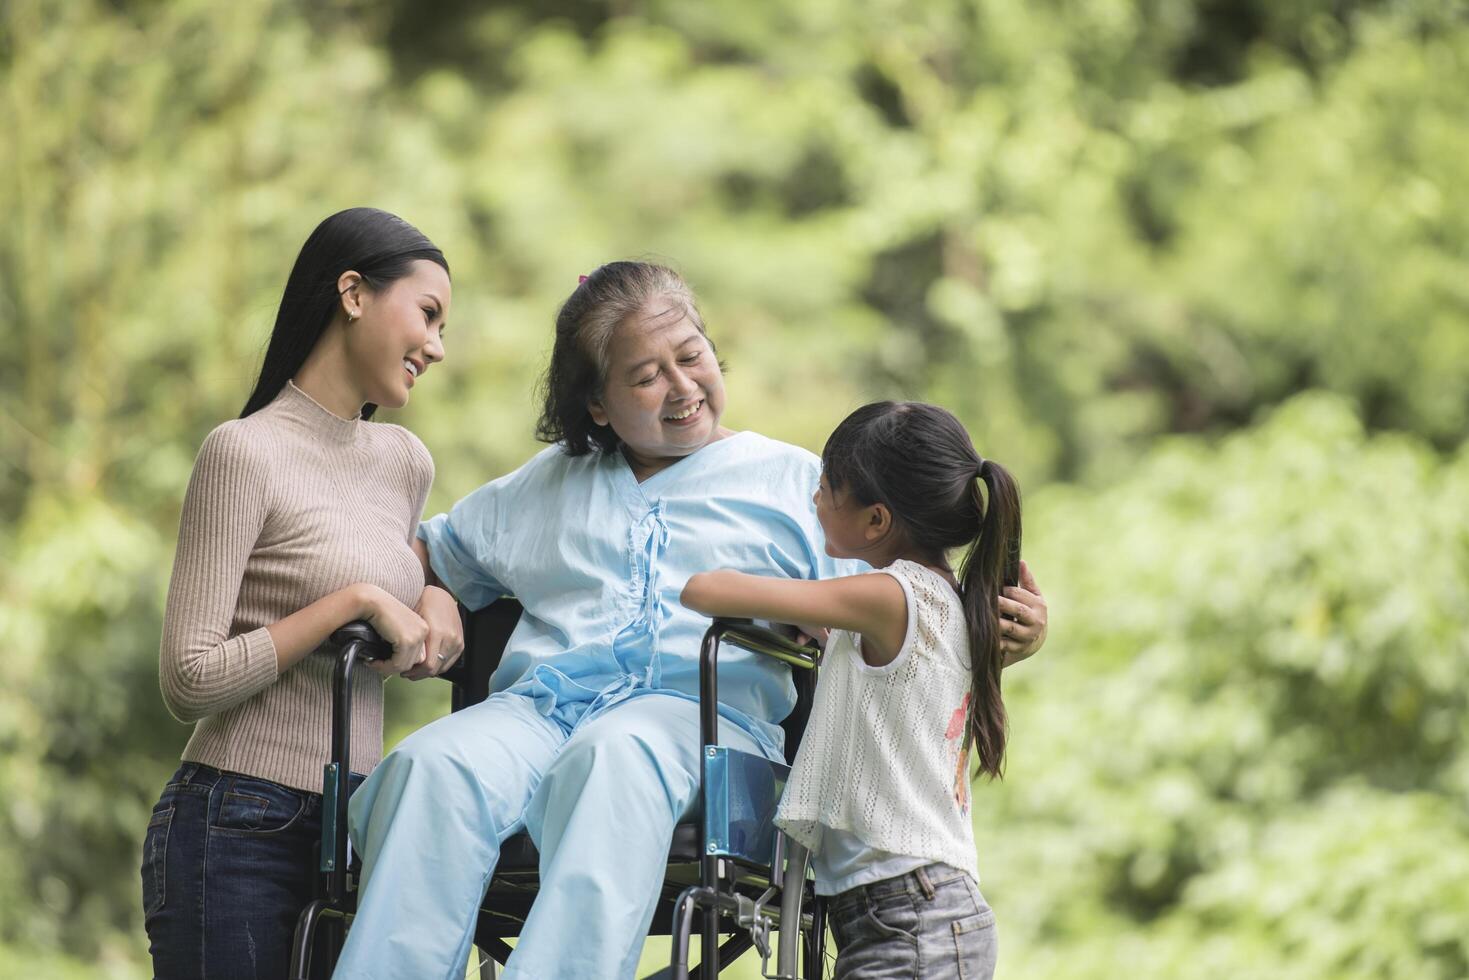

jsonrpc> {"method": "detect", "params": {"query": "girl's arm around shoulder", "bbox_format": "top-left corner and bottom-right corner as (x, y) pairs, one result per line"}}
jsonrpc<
(681, 570), (907, 667)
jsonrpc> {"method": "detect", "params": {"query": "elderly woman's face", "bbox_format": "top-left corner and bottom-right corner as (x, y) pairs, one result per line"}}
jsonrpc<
(589, 301), (727, 470)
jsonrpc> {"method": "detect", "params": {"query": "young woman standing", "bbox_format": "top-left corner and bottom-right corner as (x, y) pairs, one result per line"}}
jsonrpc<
(141, 208), (462, 979)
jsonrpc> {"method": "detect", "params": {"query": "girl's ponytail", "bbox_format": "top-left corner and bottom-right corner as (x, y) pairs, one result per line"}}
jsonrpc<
(958, 458), (1022, 780)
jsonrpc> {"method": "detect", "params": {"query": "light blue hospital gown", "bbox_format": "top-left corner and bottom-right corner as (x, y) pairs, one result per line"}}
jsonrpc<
(335, 432), (855, 980)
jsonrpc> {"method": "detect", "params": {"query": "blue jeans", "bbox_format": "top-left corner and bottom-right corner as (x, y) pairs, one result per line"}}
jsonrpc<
(826, 863), (998, 979)
(141, 762), (359, 980)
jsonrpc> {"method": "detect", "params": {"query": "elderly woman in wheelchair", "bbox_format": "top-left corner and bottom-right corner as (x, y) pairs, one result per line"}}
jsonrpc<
(329, 262), (1048, 979)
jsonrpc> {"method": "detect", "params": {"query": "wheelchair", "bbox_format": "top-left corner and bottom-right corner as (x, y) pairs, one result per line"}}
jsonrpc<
(291, 598), (831, 979)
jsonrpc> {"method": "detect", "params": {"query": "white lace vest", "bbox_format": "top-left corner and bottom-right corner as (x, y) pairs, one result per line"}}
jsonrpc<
(775, 560), (981, 881)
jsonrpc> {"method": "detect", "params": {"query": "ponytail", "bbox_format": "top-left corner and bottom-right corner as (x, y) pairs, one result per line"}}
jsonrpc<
(958, 458), (1022, 780)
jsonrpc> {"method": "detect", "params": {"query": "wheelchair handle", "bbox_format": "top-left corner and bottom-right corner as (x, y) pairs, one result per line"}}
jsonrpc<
(328, 621), (392, 660)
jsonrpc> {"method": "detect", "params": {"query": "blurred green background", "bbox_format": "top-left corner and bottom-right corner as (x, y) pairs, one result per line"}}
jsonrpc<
(3, 0), (1467, 976)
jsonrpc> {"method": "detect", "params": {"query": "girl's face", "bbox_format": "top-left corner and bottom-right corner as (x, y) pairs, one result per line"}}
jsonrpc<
(589, 301), (726, 471)
(814, 473), (891, 560)
(814, 474), (862, 559)
(344, 259), (450, 409)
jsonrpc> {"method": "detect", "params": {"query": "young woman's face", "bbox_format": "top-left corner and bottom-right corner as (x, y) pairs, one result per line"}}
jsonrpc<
(345, 259), (451, 409)
(589, 301), (726, 469)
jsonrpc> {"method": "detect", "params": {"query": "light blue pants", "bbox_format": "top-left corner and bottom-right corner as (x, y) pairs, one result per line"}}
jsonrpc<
(333, 689), (772, 979)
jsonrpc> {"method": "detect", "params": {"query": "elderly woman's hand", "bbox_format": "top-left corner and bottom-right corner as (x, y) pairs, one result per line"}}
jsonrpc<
(403, 585), (465, 681)
(999, 561), (1048, 668)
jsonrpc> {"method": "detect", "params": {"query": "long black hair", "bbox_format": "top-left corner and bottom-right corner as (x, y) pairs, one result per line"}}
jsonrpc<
(241, 208), (449, 420)
(536, 261), (712, 455)
(821, 401), (1022, 779)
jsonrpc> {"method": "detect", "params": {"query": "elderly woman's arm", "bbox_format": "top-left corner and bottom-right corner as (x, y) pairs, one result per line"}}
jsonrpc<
(412, 536), (440, 586)
(402, 537), (465, 681)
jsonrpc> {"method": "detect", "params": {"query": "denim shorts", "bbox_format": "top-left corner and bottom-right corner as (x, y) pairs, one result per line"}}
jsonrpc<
(141, 762), (358, 980)
(826, 863), (997, 979)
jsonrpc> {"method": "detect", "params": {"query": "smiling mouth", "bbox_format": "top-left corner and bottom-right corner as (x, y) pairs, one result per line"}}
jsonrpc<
(403, 359), (421, 384)
(663, 399), (703, 423)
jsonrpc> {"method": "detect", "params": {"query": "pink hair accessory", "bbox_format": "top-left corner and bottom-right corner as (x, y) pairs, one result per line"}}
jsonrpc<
(578, 274), (589, 283)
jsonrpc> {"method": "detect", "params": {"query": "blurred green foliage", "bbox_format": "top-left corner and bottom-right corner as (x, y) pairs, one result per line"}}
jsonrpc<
(989, 394), (1469, 978)
(2, 0), (1465, 975)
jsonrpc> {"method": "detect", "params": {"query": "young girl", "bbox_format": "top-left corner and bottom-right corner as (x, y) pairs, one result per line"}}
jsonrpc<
(143, 208), (464, 979)
(682, 400), (1033, 980)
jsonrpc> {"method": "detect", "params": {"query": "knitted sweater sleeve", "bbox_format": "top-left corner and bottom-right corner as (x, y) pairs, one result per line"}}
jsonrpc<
(158, 423), (279, 722)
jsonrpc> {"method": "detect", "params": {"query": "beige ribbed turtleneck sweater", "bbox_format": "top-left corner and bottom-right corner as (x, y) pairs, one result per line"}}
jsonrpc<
(159, 381), (433, 792)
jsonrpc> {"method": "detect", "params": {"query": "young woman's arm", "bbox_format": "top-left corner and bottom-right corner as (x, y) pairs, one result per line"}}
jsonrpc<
(265, 583), (427, 677)
(161, 428), (429, 721)
(681, 571), (908, 667)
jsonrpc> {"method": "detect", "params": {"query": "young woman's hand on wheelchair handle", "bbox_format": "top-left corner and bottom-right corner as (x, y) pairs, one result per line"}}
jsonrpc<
(359, 584), (430, 676)
(403, 585), (464, 681)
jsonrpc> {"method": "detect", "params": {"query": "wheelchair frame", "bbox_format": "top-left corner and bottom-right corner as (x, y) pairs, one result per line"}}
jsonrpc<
(290, 603), (829, 980)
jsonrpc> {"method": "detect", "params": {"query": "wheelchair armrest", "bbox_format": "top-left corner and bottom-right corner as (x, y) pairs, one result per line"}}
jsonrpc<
(698, 618), (821, 762)
(328, 621), (391, 661)
(707, 618), (820, 670)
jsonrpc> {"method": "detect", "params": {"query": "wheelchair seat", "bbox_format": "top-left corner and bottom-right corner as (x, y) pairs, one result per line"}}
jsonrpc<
(492, 822), (707, 876)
